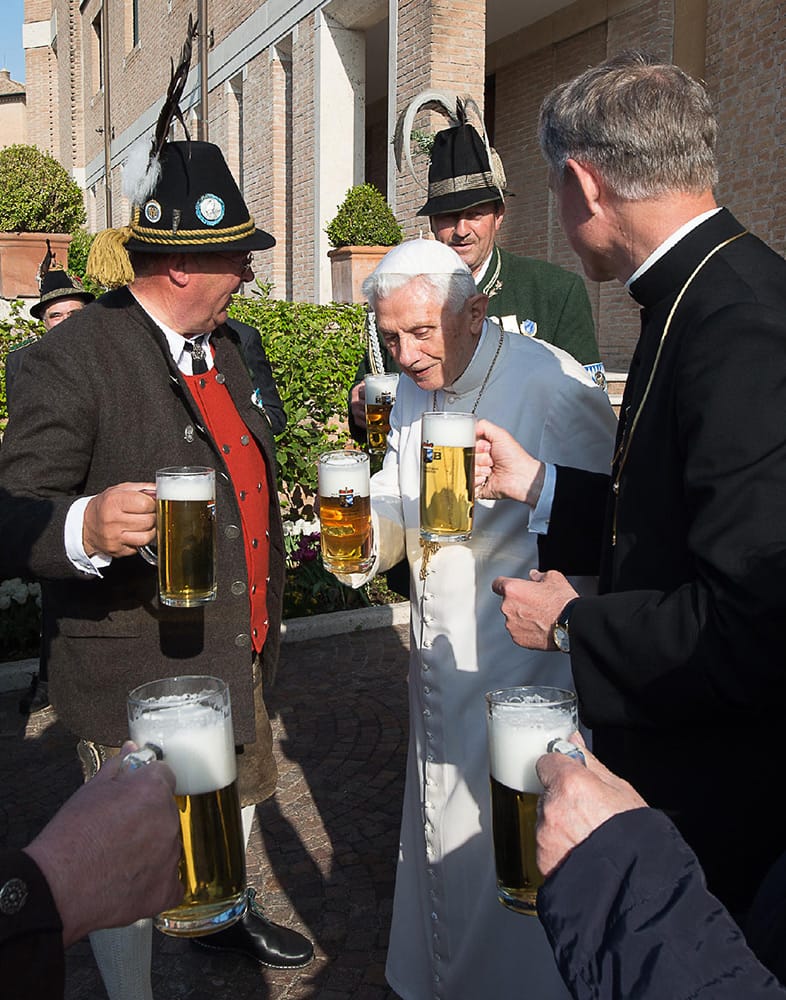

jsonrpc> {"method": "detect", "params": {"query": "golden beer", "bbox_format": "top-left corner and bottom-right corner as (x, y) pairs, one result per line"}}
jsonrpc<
(420, 412), (477, 542)
(364, 374), (399, 456)
(167, 782), (245, 934)
(486, 687), (577, 915)
(127, 676), (246, 937)
(318, 450), (373, 574)
(156, 467), (216, 607)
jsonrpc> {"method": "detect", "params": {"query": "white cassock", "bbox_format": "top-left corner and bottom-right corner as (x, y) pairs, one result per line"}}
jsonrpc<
(342, 321), (617, 1000)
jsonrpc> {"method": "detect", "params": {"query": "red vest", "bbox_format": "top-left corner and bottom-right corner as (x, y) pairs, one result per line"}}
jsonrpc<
(184, 371), (270, 652)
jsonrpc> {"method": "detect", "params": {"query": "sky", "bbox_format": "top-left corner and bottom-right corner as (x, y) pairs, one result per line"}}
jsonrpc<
(2, 0), (26, 83)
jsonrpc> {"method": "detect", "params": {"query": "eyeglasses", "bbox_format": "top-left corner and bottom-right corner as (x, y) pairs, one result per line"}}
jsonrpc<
(215, 251), (255, 276)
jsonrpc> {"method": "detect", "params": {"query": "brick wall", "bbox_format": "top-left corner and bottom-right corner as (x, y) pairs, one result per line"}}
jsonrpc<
(291, 16), (317, 302)
(707, 0), (786, 256)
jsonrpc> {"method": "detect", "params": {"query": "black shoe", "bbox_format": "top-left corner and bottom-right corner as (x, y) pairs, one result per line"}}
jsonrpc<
(19, 677), (50, 716)
(191, 888), (314, 969)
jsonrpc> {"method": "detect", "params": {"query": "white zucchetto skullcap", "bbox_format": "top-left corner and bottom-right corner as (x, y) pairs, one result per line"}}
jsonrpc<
(371, 236), (471, 277)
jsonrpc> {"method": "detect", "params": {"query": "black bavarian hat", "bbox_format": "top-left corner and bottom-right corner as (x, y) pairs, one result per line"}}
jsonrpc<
(30, 270), (95, 319)
(418, 124), (507, 217)
(124, 141), (275, 254)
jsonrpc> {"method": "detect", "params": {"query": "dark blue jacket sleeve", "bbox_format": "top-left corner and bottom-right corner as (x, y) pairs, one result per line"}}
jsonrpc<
(225, 318), (287, 435)
(537, 808), (786, 1000)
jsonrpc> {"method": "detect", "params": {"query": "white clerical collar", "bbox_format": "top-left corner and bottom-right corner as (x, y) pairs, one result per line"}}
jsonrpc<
(473, 252), (493, 287)
(625, 207), (722, 289)
(441, 320), (492, 397)
(130, 291), (214, 374)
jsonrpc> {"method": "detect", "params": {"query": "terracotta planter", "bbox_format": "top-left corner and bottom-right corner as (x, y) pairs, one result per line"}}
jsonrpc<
(328, 245), (391, 304)
(0, 232), (72, 299)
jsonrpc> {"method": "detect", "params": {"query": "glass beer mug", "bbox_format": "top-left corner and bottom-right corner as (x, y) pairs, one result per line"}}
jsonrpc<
(317, 450), (374, 574)
(127, 675), (246, 936)
(485, 686), (578, 914)
(140, 466), (217, 606)
(420, 411), (477, 542)
(364, 373), (399, 456)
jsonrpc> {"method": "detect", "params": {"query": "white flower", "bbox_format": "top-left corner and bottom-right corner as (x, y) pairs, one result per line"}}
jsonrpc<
(0, 595), (11, 611)
(283, 517), (320, 538)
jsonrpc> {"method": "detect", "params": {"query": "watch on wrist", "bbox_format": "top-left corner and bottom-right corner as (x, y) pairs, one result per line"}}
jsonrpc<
(552, 598), (579, 653)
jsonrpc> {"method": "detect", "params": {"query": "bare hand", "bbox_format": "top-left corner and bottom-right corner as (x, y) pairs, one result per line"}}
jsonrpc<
(24, 741), (183, 946)
(491, 569), (578, 649)
(474, 419), (545, 505)
(536, 732), (647, 878)
(350, 382), (367, 430)
(83, 483), (156, 558)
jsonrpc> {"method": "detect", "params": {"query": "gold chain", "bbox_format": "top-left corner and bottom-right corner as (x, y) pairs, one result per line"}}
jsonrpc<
(431, 326), (505, 414)
(611, 229), (749, 545)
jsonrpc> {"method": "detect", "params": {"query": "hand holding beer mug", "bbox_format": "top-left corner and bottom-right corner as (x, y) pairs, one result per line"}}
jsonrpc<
(486, 686), (578, 914)
(318, 450), (374, 574)
(127, 675), (246, 936)
(364, 373), (399, 456)
(140, 466), (217, 606)
(420, 411), (476, 542)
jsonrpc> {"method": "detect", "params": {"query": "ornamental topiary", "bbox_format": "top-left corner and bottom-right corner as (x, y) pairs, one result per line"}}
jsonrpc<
(0, 144), (86, 234)
(325, 183), (403, 249)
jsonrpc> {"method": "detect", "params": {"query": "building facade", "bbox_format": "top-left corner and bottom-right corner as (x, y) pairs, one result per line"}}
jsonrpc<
(22, 0), (786, 370)
(0, 69), (27, 147)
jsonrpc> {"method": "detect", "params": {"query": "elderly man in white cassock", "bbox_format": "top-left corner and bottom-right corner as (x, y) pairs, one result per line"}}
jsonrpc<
(331, 237), (617, 999)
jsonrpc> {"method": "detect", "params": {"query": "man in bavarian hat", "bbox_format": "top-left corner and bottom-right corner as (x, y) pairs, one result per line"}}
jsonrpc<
(31, 266), (95, 331)
(5, 257), (95, 716)
(5, 262), (96, 411)
(349, 93), (605, 441)
(0, 88), (312, 1000)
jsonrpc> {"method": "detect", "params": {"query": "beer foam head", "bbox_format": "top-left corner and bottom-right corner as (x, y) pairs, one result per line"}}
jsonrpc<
(487, 691), (577, 794)
(130, 698), (236, 795)
(157, 469), (215, 501)
(318, 451), (370, 497)
(422, 411), (476, 447)
(365, 373), (399, 403)
(370, 237), (471, 278)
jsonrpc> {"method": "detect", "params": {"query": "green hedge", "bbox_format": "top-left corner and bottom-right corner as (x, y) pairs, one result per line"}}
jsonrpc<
(228, 292), (366, 519)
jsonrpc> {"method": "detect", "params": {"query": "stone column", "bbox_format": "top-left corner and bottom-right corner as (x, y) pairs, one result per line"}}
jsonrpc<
(313, 11), (366, 302)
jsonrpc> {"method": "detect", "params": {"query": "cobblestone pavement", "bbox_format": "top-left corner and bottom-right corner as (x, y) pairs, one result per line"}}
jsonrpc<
(0, 623), (411, 999)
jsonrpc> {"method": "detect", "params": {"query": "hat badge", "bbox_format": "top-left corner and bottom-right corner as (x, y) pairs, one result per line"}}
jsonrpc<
(196, 193), (225, 226)
(144, 199), (162, 224)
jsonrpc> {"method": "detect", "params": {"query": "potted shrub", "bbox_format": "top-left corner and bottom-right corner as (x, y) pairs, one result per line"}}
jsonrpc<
(326, 183), (403, 303)
(0, 144), (87, 298)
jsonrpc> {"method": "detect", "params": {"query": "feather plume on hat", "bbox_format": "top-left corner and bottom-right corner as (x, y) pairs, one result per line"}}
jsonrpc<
(392, 90), (506, 200)
(87, 15), (198, 288)
(122, 14), (198, 205)
(36, 239), (54, 292)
